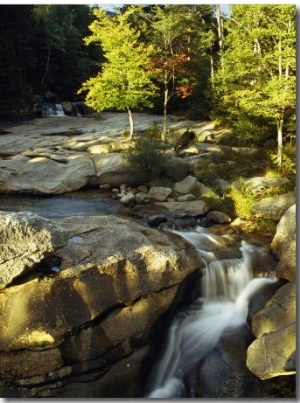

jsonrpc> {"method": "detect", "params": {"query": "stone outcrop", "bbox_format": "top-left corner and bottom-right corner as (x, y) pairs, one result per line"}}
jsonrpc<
(0, 211), (68, 289)
(251, 192), (295, 221)
(246, 204), (296, 382)
(154, 200), (210, 215)
(0, 152), (95, 194)
(270, 204), (296, 281)
(0, 214), (203, 397)
(246, 281), (296, 380)
(231, 176), (290, 194)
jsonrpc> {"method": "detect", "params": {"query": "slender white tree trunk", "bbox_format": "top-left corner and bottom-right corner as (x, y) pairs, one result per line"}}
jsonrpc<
(277, 115), (283, 169)
(127, 108), (134, 139)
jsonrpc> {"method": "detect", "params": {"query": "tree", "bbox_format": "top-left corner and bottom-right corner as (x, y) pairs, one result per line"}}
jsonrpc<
(212, 5), (296, 165)
(78, 7), (157, 138)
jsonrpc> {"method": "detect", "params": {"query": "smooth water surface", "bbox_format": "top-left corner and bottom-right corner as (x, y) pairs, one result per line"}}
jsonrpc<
(0, 190), (123, 218)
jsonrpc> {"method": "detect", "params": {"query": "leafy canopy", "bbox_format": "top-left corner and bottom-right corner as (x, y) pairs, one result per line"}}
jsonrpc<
(78, 7), (157, 113)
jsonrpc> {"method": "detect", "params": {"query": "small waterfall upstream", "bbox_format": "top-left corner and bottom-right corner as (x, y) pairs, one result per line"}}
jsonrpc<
(42, 103), (65, 117)
(146, 225), (277, 398)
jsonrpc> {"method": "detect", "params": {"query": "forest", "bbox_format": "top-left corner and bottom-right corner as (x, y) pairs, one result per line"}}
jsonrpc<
(0, 4), (296, 154)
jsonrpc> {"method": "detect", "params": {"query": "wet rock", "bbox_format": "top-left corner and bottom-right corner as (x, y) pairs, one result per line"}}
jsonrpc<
(207, 210), (231, 224)
(147, 214), (168, 227)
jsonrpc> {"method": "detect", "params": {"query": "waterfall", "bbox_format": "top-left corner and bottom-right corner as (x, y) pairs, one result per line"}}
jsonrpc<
(42, 103), (65, 117)
(146, 226), (277, 398)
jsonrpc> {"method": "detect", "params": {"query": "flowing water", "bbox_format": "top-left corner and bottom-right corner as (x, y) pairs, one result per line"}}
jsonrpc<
(146, 225), (277, 398)
(0, 191), (279, 397)
(42, 103), (65, 117)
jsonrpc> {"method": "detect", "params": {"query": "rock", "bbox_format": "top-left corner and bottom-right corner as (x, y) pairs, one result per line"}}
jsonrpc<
(154, 200), (210, 215)
(172, 216), (197, 230)
(0, 215), (203, 397)
(246, 281), (296, 380)
(174, 175), (198, 194)
(207, 210), (231, 224)
(87, 143), (113, 154)
(197, 182), (219, 199)
(120, 193), (135, 205)
(231, 176), (290, 194)
(147, 214), (168, 227)
(137, 185), (148, 193)
(177, 194), (196, 202)
(0, 211), (68, 289)
(0, 153), (95, 194)
(270, 204), (296, 281)
(92, 153), (140, 186)
(163, 156), (189, 181)
(147, 186), (172, 202)
(212, 178), (231, 195)
(251, 192), (295, 221)
(135, 192), (149, 203)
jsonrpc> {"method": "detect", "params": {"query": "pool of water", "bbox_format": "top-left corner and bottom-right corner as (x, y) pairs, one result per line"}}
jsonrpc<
(0, 189), (124, 219)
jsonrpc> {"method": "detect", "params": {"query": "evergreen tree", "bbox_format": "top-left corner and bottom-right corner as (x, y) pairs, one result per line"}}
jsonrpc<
(78, 7), (157, 138)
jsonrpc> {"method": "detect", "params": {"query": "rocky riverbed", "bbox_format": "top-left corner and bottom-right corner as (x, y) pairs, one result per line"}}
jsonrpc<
(0, 112), (296, 397)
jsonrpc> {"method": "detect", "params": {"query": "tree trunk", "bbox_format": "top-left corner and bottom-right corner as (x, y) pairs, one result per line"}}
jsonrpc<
(162, 72), (168, 142)
(216, 5), (224, 73)
(277, 114), (284, 170)
(41, 47), (52, 89)
(127, 108), (134, 139)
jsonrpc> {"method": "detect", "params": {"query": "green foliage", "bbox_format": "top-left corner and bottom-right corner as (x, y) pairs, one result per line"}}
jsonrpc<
(192, 159), (219, 185)
(124, 136), (168, 183)
(268, 144), (296, 180)
(78, 8), (157, 120)
(212, 5), (296, 159)
(143, 124), (161, 140)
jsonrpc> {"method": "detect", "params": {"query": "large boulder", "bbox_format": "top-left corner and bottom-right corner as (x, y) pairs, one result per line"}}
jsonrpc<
(0, 152), (95, 194)
(163, 156), (189, 181)
(231, 176), (290, 194)
(0, 215), (203, 397)
(154, 200), (210, 215)
(246, 281), (296, 380)
(92, 153), (140, 186)
(0, 211), (68, 289)
(251, 192), (295, 221)
(270, 204), (296, 281)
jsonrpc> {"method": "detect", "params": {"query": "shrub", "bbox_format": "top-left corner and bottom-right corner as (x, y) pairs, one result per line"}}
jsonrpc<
(124, 136), (168, 184)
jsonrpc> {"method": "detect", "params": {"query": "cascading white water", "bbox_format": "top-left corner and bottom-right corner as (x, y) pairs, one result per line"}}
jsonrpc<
(42, 103), (65, 117)
(146, 226), (277, 398)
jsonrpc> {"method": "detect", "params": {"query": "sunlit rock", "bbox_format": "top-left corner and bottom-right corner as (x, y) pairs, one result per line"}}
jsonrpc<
(251, 192), (295, 221)
(0, 215), (203, 397)
(246, 281), (296, 379)
(0, 211), (68, 289)
(270, 204), (296, 281)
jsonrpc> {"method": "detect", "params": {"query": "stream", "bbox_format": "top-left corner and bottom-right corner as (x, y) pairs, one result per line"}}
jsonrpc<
(0, 190), (281, 398)
(145, 225), (278, 397)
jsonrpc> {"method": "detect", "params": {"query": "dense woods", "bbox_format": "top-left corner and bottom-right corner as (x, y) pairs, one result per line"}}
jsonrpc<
(0, 4), (296, 154)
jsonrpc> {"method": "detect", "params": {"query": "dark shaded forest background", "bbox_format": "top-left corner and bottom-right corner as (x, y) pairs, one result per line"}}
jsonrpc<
(0, 4), (296, 153)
